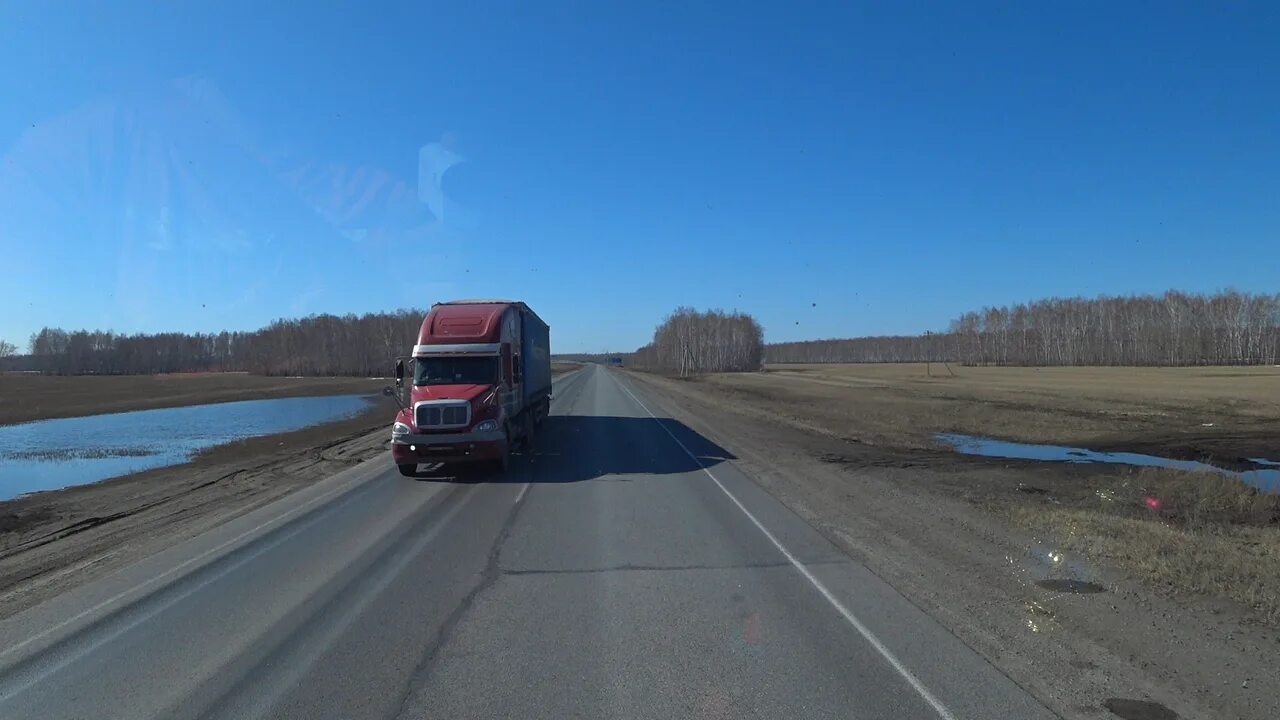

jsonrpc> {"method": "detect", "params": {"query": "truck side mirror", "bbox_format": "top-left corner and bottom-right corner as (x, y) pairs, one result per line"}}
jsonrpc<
(382, 385), (407, 412)
(395, 359), (405, 388)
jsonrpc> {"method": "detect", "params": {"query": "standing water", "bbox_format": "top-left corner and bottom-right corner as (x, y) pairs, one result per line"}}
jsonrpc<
(936, 433), (1280, 493)
(0, 395), (373, 499)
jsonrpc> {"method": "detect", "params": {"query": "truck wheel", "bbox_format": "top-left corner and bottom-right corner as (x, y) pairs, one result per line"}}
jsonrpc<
(491, 452), (509, 475)
(521, 412), (536, 453)
(397, 463), (419, 478)
(492, 426), (511, 474)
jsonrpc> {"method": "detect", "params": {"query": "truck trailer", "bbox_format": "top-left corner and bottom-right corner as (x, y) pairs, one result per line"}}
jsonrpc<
(389, 300), (551, 476)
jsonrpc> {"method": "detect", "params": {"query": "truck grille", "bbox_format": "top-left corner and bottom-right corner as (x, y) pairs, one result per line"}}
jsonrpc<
(415, 402), (470, 429)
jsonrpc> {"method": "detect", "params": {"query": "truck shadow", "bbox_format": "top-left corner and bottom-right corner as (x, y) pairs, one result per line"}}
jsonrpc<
(413, 415), (736, 484)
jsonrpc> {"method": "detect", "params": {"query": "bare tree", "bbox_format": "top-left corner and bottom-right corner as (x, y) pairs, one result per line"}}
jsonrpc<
(630, 308), (764, 376)
(763, 289), (1280, 367)
(23, 310), (427, 376)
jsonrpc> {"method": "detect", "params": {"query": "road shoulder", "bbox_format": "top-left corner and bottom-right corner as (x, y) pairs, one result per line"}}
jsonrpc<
(622, 369), (1280, 720)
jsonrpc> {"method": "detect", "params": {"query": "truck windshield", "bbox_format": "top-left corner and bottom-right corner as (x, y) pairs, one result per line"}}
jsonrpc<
(414, 357), (499, 386)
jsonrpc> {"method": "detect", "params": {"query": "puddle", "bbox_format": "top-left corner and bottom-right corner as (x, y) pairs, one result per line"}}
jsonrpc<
(1008, 538), (1105, 601)
(0, 394), (373, 499)
(1103, 698), (1179, 720)
(936, 433), (1280, 493)
(1035, 579), (1106, 594)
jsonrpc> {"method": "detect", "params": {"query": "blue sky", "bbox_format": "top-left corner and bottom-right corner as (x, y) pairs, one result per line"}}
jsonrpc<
(1, 2), (1277, 353)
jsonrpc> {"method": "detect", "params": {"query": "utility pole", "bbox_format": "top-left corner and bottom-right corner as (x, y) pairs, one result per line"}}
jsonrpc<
(926, 330), (956, 378)
(925, 331), (932, 377)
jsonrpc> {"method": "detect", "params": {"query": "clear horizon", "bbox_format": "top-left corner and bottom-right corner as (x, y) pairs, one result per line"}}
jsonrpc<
(2, 3), (1277, 353)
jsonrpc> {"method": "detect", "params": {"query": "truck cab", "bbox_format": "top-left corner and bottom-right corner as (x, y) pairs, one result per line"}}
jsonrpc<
(390, 300), (550, 476)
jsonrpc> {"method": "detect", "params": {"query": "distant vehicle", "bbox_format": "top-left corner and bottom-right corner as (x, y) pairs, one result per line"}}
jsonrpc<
(609, 356), (624, 367)
(387, 300), (551, 476)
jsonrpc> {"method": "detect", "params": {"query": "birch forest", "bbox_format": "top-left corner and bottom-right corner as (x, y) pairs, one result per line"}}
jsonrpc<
(767, 290), (1280, 366)
(629, 308), (764, 376)
(23, 310), (426, 376)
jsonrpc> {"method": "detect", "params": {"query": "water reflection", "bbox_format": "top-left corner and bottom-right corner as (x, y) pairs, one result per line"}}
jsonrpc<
(0, 395), (373, 499)
(937, 433), (1280, 493)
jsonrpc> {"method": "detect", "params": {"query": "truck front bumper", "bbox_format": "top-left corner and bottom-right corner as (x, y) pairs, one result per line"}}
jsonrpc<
(391, 429), (507, 465)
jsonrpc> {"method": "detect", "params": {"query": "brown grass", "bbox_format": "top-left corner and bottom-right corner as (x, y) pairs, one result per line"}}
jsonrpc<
(768, 362), (1280, 411)
(1011, 468), (1280, 623)
(701, 363), (1280, 451)
(551, 362), (582, 376)
(0, 373), (386, 425)
(656, 364), (1280, 621)
(1113, 468), (1280, 526)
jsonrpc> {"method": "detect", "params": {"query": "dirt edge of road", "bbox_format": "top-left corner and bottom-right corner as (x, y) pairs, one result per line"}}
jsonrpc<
(0, 366), (583, 621)
(0, 404), (394, 620)
(622, 369), (1280, 720)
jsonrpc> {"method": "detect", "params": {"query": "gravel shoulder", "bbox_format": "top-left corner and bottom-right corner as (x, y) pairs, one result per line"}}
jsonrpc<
(624, 369), (1280, 720)
(0, 404), (393, 619)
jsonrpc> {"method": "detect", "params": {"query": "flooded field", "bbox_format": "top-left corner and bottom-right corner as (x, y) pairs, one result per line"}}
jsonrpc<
(0, 394), (374, 499)
(936, 433), (1280, 492)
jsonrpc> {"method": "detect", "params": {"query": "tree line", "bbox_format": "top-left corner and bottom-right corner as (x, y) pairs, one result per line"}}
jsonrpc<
(628, 308), (764, 376)
(767, 334), (946, 364)
(24, 310), (426, 376)
(18, 289), (1279, 376)
(765, 290), (1280, 366)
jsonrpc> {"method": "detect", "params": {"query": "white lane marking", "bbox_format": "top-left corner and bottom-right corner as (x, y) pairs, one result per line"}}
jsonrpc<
(0, 484), (477, 706)
(514, 482), (531, 505)
(0, 492), (360, 703)
(611, 372), (959, 720)
(0, 367), (593, 663)
(0, 464), (385, 664)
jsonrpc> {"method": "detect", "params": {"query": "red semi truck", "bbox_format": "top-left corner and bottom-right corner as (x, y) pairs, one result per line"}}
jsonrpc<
(388, 300), (551, 476)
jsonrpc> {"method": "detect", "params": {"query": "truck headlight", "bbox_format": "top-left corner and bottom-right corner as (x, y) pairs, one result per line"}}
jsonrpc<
(392, 422), (411, 436)
(474, 420), (498, 432)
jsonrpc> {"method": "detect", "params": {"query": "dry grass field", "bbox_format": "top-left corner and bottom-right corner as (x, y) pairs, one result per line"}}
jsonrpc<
(654, 363), (1280, 622)
(1007, 467), (1280, 623)
(0, 373), (387, 426)
(629, 366), (1280, 718)
(717, 363), (1280, 463)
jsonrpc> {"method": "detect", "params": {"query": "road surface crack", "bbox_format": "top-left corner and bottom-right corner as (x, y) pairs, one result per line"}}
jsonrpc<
(387, 488), (530, 720)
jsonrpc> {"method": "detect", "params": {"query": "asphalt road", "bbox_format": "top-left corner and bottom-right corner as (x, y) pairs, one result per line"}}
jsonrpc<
(0, 365), (1056, 719)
